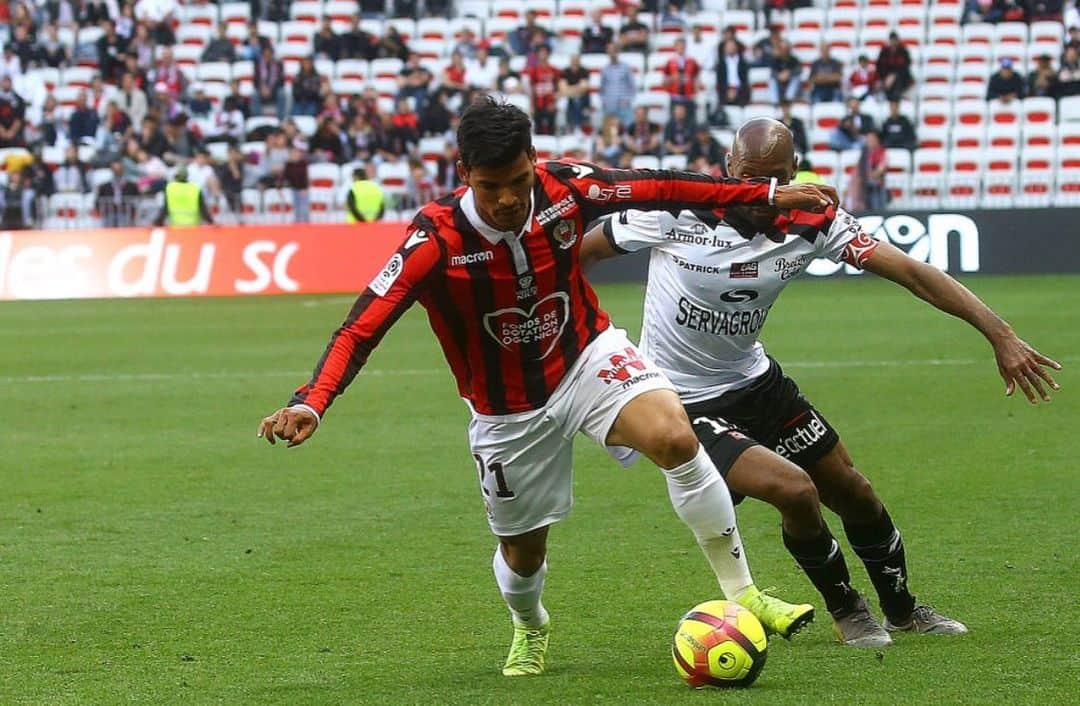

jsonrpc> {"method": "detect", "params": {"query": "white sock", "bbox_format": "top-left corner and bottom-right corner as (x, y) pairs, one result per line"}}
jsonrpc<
(663, 444), (754, 599)
(493, 546), (550, 628)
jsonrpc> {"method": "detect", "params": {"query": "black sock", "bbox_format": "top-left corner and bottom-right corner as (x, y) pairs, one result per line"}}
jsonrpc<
(782, 525), (858, 616)
(843, 508), (916, 622)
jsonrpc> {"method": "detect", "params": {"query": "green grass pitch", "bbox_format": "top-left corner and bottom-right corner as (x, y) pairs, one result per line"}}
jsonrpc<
(2, 275), (1078, 705)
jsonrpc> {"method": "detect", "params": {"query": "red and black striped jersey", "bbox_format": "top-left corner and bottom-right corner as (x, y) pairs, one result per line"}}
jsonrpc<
(290, 161), (775, 417)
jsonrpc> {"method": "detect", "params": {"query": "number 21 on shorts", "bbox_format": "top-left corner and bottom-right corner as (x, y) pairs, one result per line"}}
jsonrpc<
(473, 455), (515, 498)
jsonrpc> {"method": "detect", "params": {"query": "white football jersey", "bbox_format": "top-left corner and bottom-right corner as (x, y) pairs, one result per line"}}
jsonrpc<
(606, 207), (877, 403)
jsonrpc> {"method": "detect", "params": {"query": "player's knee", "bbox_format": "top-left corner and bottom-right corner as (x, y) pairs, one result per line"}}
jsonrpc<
(649, 420), (700, 469)
(837, 467), (882, 522)
(777, 469), (820, 515)
(501, 541), (546, 576)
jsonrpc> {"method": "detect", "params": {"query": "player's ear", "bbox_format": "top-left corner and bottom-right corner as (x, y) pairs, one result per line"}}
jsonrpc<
(456, 160), (468, 186)
(526, 146), (537, 165)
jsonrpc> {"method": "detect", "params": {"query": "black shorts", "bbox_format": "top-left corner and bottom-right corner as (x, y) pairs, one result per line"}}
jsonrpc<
(684, 357), (840, 504)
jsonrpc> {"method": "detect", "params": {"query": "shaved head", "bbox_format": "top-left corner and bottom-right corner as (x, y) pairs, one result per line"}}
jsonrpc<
(726, 117), (800, 232)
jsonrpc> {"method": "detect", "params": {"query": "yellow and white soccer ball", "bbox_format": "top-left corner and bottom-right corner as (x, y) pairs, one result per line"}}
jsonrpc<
(672, 600), (768, 688)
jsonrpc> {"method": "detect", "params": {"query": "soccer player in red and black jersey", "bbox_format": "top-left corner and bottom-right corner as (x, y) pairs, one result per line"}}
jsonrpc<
(257, 97), (838, 676)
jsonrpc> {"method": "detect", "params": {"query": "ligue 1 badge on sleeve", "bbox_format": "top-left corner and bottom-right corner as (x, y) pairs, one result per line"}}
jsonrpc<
(553, 220), (578, 249)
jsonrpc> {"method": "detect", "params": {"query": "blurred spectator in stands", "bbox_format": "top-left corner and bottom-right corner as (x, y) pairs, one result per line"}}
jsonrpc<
(526, 45), (560, 135)
(525, 27), (555, 69)
(283, 146), (309, 223)
(130, 23), (155, 72)
(218, 143), (246, 220)
(242, 22), (273, 62)
(601, 43), (636, 127)
(35, 23), (69, 69)
(770, 41), (802, 104)
(54, 145), (89, 193)
(153, 46), (185, 100)
(116, 3), (135, 41)
(619, 5), (649, 54)
(30, 95), (63, 147)
(403, 157), (435, 211)
(1067, 2), (1080, 29)
(512, 10), (552, 56)
(54, 0), (80, 29)
(1029, 54), (1060, 99)
(318, 93), (346, 125)
(687, 125), (724, 175)
(209, 93), (246, 143)
(595, 115), (625, 167)
(187, 148), (220, 197)
(808, 44), (843, 104)
(793, 158), (824, 184)
(150, 80), (181, 121)
(26, 148), (56, 198)
(624, 106), (662, 157)
(686, 23), (715, 72)
(1, 169), (35, 230)
(1066, 26), (1080, 54)
(441, 28), (471, 61)
(660, 2), (688, 30)
(442, 51), (469, 99)
(188, 85), (212, 119)
(752, 24), (783, 68)
(1030, 0), (1065, 21)
(258, 130), (289, 187)
(717, 38), (750, 106)
(465, 42), (497, 90)
(70, 90), (100, 144)
(377, 26), (410, 61)
(346, 113), (383, 163)
(225, 80), (250, 118)
(987, 58), (1026, 102)
(156, 165), (214, 226)
(433, 142), (459, 195)
(582, 8), (613, 55)
(721, 24), (747, 56)
(881, 100), (917, 151)
(849, 130), (888, 212)
(139, 116), (168, 159)
(88, 76), (114, 114)
(664, 103), (695, 158)
(398, 52), (433, 113)
(253, 46), (285, 119)
(0, 76), (27, 147)
(96, 20), (127, 81)
(292, 57), (324, 117)
(96, 101), (129, 163)
(847, 54), (879, 101)
(162, 114), (201, 165)
(346, 165), (385, 222)
(388, 97), (420, 155)
(203, 24), (236, 63)
(420, 88), (453, 137)
(340, 15), (377, 61)
(877, 32), (912, 102)
(664, 38), (702, 112)
(359, 0), (388, 18)
(0, 45), (22, 81)
(495, 56), (527, 95)
(1058, 46), (1080, 96)
(281, 118), (308, 151)
(122, 53), (149, 91)
(830, 97), (875, 151)
(778, 99), (808, 155)
(560, 54), (591, 134)
(84, 0), (113, 25)
(314, 16), (341, 62)
(987, 0), (1028, 23)
(309, 116), (347, 164)
(9, 23), (35, 70)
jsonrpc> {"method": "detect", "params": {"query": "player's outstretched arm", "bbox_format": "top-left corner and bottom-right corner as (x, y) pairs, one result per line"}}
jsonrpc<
(258, 406), (319, 447)
(579, 223), (622, 272)
(863, 240), (1062, 404)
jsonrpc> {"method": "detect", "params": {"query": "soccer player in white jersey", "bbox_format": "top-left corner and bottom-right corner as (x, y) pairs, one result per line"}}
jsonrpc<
(580, 118), (1062, 647)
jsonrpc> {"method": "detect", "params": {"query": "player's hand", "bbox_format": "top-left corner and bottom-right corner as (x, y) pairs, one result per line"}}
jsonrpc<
(773, 183), (840, 212)
(992, 334), (1061, 404)
(257, 407), (319, 447)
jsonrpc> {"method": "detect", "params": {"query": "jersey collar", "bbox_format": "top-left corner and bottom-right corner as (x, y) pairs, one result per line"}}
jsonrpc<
(460, 188), (536, 244)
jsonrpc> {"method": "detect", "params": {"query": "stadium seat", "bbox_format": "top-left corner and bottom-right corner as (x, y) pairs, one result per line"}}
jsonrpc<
(376, 161), (410, 198)
(929, 3), (963, 27)
(962, 23), (994, 46)
(980, 148), (1018, 208)
(1022, 97), (1057, 125)
(987, 99), (1020, 126)
(176, 24), (211, 49)
(661, 154), (688, 170)
(918, 101), (953, 130)
(533, 135), (559, 161)
(811, 103), (845, 131)
(370, 58), (404, 81)
(289, 1), (323, 23)
(886, 171), (911, 207)
(917, 126), (948, 150)
(307, 163), (340, 191)
(806, 150), (839, 183)
(631, 155), (661, 170)
(917, 83), (954, 103)
(279, 21), (315, 44)
(196, 62), (232, 85)
(1021, 123), (1056, 149)
(180, 4), (217, 29)
(929, 24), (961, 47)
(956, 99), (990, 128)
(633, 91), (670, 124)
(793, 7), (824, 31)
(263, 188), (296, 223)
(456, 0), (491, 18)
(232, 61), (254, 88)
(1059, 95), (1080, 123)
(922, 45), (957, 69)
(839, 149), (860, 180)
(1053, 168), (1080, 206)
(944, 148), (983, 208)
(221, 2), (251, 27)
(1029, 21), (1065, 45)
(992, 43), (1026, 67)
(61, 66), (95, 89)
(1017, 147), (1055, 207)
(988, 124), (1021, 149)
(949, 125), (985, 150)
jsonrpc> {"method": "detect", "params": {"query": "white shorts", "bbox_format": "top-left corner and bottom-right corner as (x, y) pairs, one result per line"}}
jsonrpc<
(467, 326), (675, 537)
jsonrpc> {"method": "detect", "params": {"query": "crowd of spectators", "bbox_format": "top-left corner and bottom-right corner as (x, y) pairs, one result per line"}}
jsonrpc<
(0, 1), (1077, 226)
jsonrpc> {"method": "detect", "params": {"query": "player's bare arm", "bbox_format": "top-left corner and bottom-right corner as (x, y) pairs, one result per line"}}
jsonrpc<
(257, 406), (318, 447)
(862, 240), (1061, 404)
(579, 223), (622, 271)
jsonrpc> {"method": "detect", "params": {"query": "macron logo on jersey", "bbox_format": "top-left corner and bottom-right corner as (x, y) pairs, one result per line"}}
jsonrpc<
(450, 251), (495, 266)
(404, 229), (428, 249)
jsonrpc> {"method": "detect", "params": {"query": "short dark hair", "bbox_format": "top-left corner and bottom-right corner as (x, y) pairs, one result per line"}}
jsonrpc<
(457, 95), (533, 170)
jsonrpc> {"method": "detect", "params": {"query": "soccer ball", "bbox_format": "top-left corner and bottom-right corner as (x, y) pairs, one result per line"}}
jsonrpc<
(672, 600), (768, 688)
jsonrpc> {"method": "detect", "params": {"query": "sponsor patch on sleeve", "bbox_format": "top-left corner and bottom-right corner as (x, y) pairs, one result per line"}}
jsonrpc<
(840, 230), (879, 269)
(369, 253), (404, 296)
